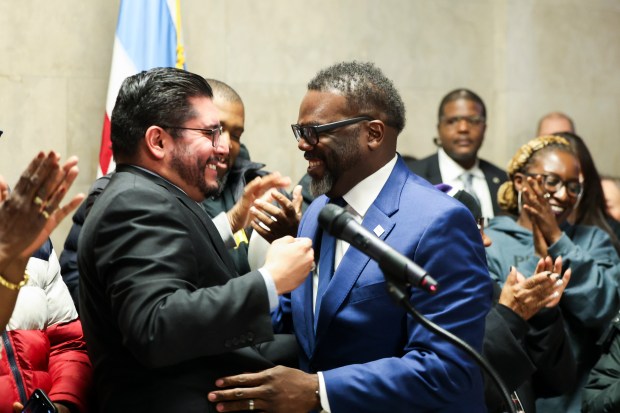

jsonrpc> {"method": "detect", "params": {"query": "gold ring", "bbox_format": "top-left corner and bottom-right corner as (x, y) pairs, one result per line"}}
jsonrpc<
(34, 196), (44, 206)
(249, 399), (255, 411)
(40, 210), (50, 219)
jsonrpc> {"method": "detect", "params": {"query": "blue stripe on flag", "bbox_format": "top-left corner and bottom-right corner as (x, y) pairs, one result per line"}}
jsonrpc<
(115, 0), (177, 70)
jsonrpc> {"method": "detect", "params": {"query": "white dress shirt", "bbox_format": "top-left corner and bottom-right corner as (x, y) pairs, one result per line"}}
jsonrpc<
(437, 148), (495, 220)
(315, 155), (398, 412)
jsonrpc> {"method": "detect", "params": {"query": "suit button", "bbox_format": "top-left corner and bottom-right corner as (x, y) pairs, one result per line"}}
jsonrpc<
(232, 338), (239, 346)
(224, 339), (232, 348)
(247, 332), (254, 341)
(239, 334), (246, 342)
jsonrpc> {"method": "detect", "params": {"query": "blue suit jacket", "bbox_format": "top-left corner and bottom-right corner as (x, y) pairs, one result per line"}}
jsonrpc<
(274, 157), (493, 412)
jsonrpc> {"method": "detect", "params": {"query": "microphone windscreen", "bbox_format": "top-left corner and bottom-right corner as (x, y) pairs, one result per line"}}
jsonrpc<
(453, 190), (482, 220)
(318, 203), (344, 234)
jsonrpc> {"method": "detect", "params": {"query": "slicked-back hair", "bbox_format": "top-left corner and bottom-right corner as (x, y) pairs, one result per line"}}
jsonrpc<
(206, 78), (243, 106)
(111, 67), (213, 159)
(438, 88), (486, 121)
(307, 61), (406, 133)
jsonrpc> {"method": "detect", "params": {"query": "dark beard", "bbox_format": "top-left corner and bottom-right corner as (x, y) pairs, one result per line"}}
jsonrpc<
(214, 172), (229, 197)
(309, 128), (362, 197)
(170, 149), (219, 199)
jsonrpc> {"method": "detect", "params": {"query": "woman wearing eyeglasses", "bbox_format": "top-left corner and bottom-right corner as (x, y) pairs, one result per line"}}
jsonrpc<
(484, 135), (620, 413)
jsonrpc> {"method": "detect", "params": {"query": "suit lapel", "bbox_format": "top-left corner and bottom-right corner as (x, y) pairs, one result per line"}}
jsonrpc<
(117, 165), (237, 274)
(313, 159), (407, 349)
(292, 197), (327, 358)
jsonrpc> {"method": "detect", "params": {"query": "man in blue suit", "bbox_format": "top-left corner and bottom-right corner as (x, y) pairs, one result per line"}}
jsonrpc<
(208, 61), (493, 412)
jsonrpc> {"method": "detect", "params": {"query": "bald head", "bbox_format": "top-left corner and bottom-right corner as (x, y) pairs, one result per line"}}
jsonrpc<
(206, 78), (244, 106)
(537, 112), (575, 136)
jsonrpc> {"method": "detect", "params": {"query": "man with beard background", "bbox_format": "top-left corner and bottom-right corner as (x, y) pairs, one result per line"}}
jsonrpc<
(409, 89), (506, 219)
(78, 67), (314, 412)
(208, 61), (493, 412)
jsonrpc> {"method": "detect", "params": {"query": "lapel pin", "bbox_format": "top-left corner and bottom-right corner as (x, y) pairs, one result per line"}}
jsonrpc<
(492, 177), (500, 184)
(373, 225), (385, 237)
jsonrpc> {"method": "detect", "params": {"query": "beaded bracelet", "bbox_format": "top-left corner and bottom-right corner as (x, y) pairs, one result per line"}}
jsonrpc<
(0, 271), (30, 291)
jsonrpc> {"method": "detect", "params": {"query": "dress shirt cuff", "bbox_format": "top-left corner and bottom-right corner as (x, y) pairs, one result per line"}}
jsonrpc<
(317, 371), (331, 412)
(212, 212), (236, 248)
(258, 267), (278, 311)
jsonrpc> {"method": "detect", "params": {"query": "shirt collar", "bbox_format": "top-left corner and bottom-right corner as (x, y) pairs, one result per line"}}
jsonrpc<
(342, 155), (398, 218)
(437, 148), (483, 181)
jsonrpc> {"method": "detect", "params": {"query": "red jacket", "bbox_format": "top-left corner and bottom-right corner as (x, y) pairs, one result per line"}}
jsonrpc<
(0, 240), (91, 412)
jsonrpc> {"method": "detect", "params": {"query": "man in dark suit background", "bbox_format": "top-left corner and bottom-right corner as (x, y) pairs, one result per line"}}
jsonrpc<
(78, 67), (314, 412)
(409, 88), (507, 218)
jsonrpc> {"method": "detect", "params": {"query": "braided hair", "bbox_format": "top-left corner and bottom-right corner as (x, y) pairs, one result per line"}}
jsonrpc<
(497, 135), (574, 215)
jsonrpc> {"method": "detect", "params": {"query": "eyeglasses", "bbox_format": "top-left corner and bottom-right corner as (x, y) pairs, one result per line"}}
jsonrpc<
(440, 115), (485, 127)
(525, 172), (583, 198)
(291, 116), (373, 146)
(160, 125), (223, 147)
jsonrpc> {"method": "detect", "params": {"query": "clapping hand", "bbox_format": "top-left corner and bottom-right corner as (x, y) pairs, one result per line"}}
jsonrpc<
(250, 185), (303, 243)
(499, 256), (571, 320)
(521, 176), (563, 257)
(0, 151), (84, 260)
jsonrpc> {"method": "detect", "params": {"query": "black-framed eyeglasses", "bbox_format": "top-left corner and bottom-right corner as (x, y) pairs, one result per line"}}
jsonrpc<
(291, 116), (373, 146)
(440, 115), (485, 127)
(160, 125), (223, 147)
(525, 172), (583, 198)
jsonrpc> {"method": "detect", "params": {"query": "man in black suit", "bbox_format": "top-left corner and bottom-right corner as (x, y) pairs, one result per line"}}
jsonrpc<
(78, 67), (314, 412)
(409, 88), (507, 218)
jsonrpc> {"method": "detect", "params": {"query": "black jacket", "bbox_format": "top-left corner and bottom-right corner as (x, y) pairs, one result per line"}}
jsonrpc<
(582, 310), (620, 413)
(78, 165), (282, 412)
(408, 153), (508, 217)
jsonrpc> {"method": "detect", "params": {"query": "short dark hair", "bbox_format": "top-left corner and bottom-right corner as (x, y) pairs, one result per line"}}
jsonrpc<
(111, 67), (213, 159)
(438, 89), (486, 121)
(307, 61), (406, 133)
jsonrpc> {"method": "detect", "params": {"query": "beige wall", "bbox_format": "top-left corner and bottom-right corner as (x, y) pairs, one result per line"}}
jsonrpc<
(1, 0), (619, 250)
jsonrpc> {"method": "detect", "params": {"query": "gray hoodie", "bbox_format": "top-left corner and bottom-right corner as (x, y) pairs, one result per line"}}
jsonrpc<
(485, 215), (620, 413)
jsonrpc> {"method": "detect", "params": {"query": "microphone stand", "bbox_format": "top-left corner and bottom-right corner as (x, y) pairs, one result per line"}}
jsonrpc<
(384, 279), (519, 413)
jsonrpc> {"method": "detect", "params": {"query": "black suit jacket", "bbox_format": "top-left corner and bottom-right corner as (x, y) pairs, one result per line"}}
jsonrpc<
(408, 153), (508, 217)
(78, 165), (279, 412)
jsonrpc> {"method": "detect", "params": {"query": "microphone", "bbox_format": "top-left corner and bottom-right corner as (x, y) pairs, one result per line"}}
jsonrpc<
(318, 204), (438, 294)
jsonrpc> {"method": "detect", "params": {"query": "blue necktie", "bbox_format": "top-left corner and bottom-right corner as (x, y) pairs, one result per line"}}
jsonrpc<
(314, 197), (345, 331)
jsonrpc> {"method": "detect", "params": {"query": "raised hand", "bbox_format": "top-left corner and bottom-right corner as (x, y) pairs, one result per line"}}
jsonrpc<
(250, 184), (303, 243)
(0, 151), (84, 261)
(226, 173), (291, 234)
(522, 176), (562, 257)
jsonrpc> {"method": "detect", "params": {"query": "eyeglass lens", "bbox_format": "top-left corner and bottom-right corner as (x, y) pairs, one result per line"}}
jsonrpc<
(542, 174), (581, 197)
